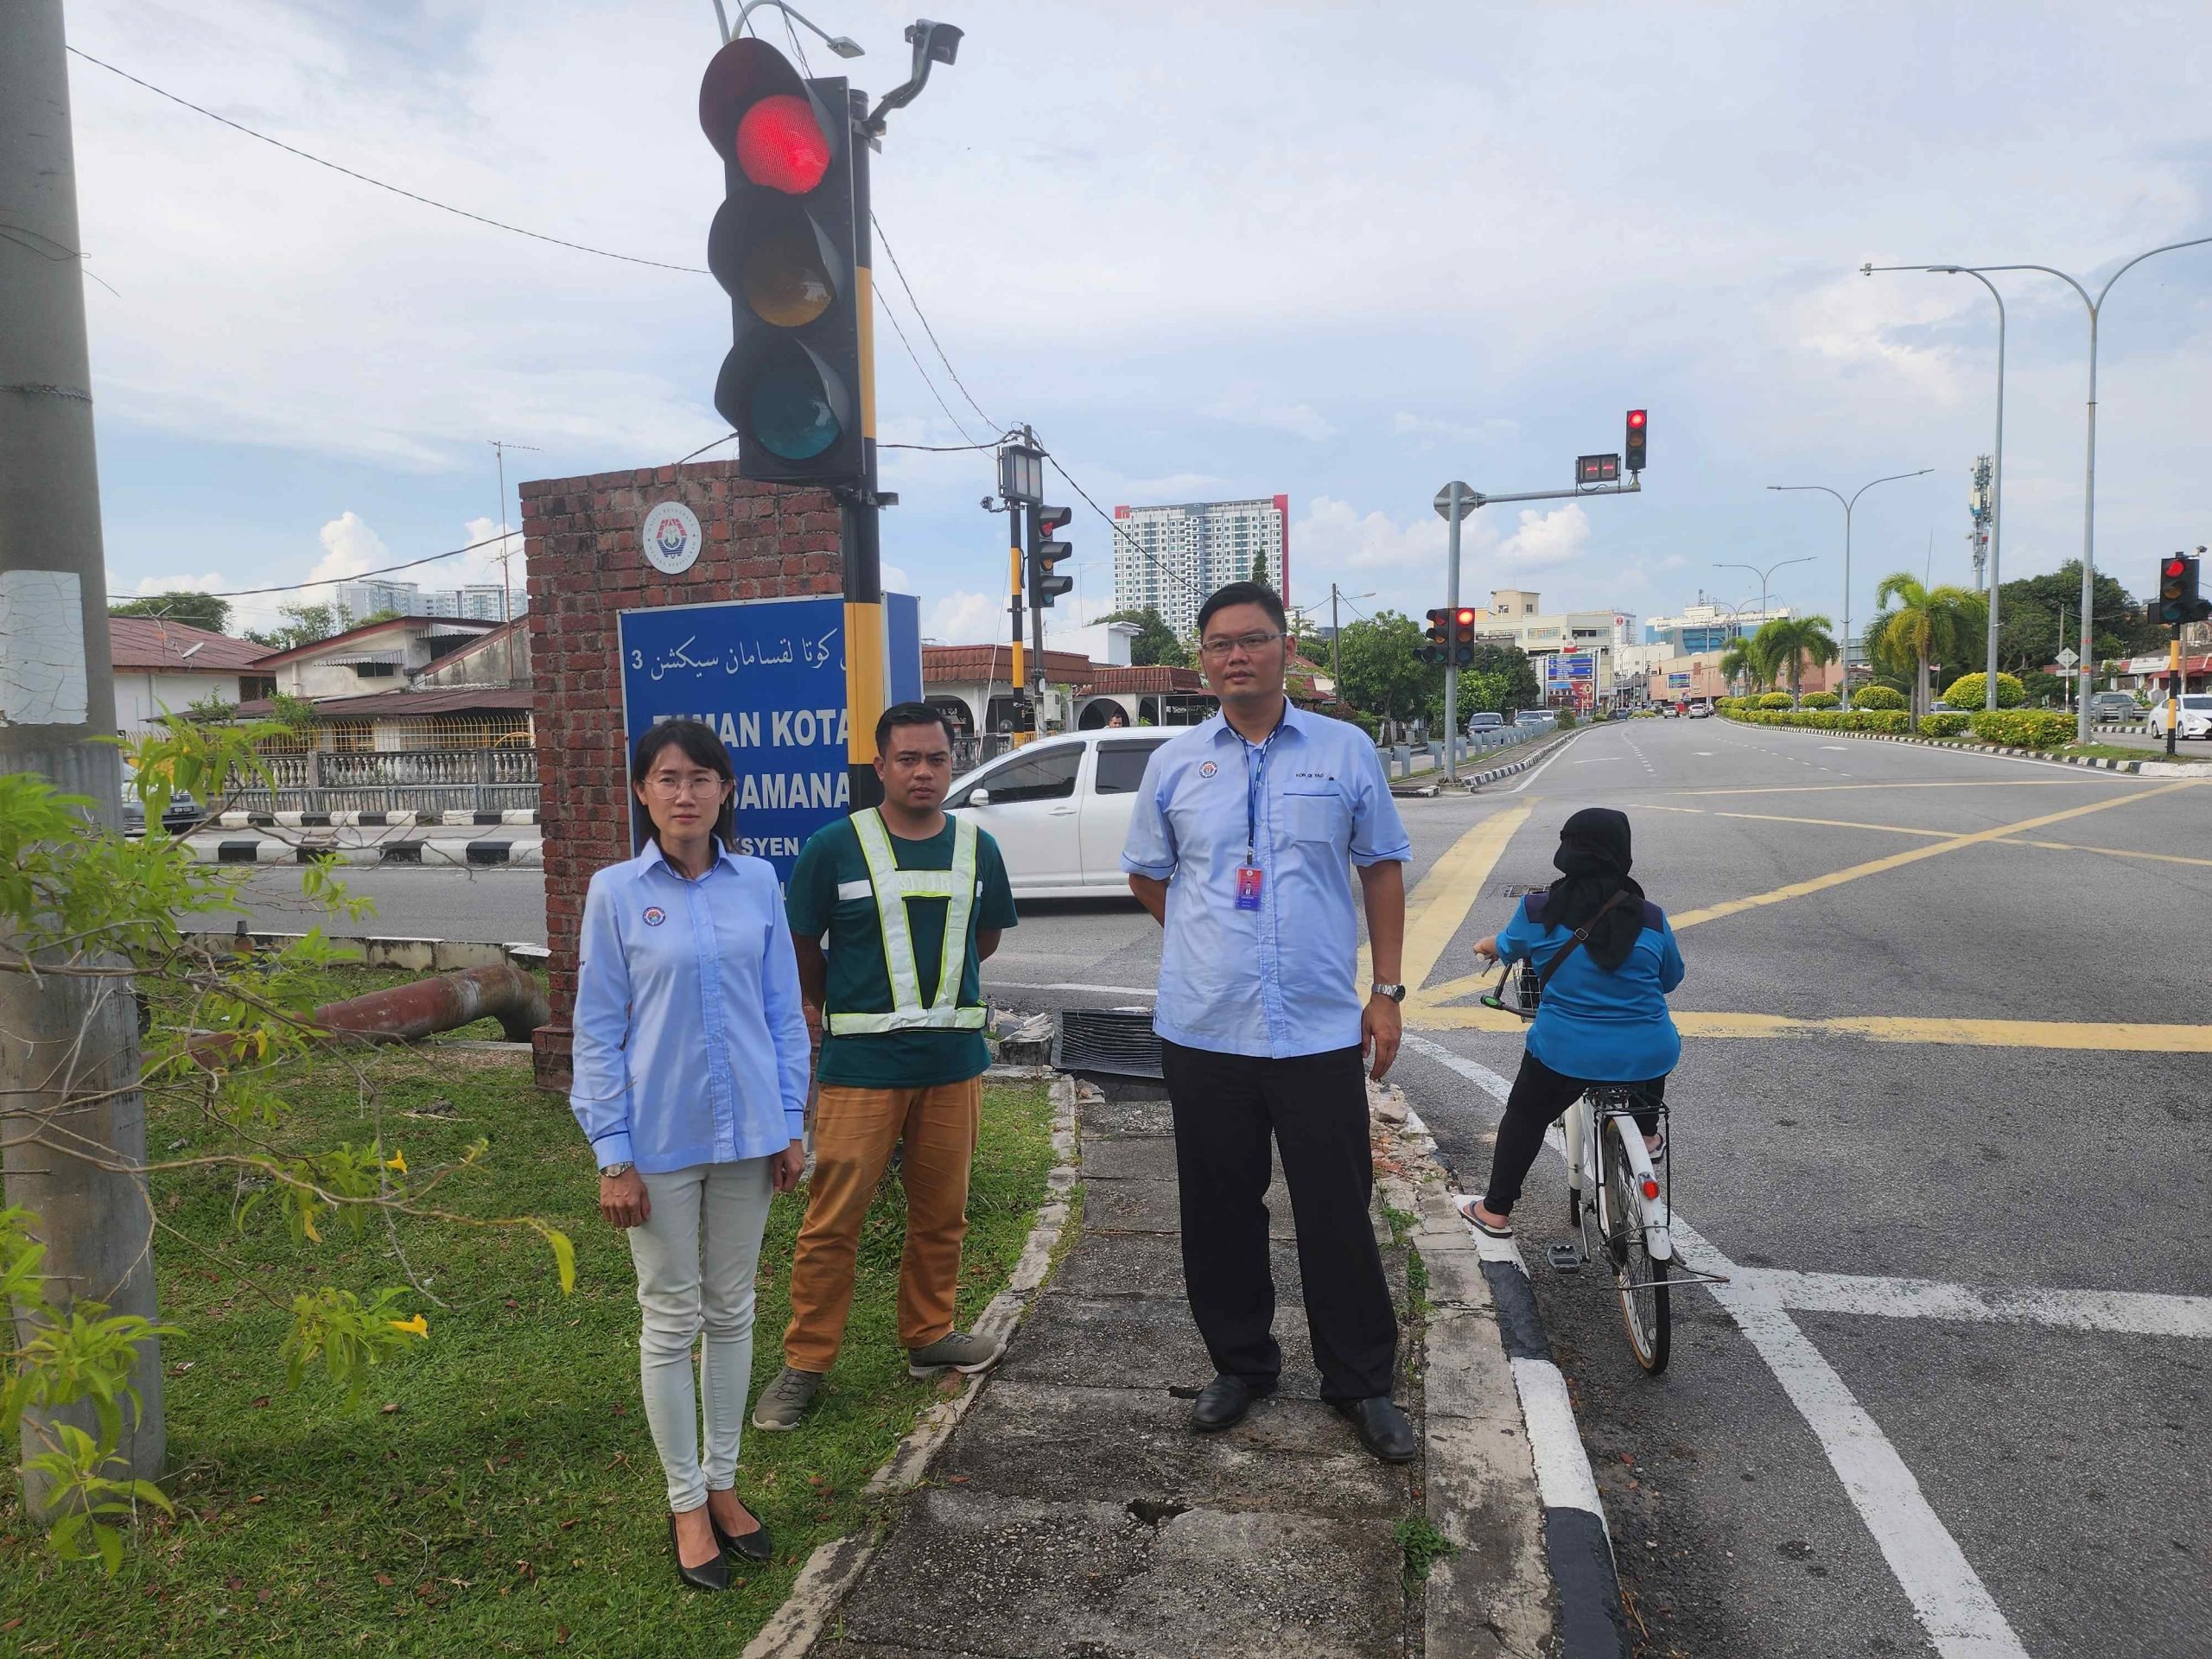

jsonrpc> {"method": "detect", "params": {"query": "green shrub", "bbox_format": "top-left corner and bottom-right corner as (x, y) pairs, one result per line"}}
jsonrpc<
(1850, 685), (1906, 711)
(1919, 712), (1972, 738)
(1970, 709), (2075, 748)
(1856, 709), (1909, 734)
(1799, 691), (1840, 709)
(1941, 671), (2025, 709)
(1756, 692), (1794, 709)
(1554, 709), (1579, 728)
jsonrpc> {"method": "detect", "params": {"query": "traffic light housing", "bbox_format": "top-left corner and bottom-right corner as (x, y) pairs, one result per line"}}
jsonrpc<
(699, 40), (864, 486)
(1030, 505), (1073, 607)
(1421, 608), (1450, 666)
(1625, 408), (1648, 474)
(2157, 553), (2209, 626)
(1452, 607), (1478, 668)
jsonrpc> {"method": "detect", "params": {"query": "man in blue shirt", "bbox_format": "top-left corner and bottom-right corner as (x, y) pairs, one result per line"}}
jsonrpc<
(1122, 582), (1418, 1464)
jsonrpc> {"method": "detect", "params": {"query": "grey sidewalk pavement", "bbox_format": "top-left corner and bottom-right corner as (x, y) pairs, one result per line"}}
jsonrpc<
(795, 1081), (1564, 1659)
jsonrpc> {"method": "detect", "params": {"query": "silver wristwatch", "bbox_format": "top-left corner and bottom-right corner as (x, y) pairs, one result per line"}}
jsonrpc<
(601, 1160), (634, 1179)
(1370, 982), (1406, 1003)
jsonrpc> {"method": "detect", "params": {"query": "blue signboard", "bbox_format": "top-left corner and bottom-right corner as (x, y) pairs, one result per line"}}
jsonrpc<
(1544, 652), (1594, 684)
(618, 594), (921, 882)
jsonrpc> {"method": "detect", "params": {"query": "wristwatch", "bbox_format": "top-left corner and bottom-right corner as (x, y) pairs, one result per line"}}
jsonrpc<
(1370, 982), (1406, 1003)
(601, 1161), (634, 1179)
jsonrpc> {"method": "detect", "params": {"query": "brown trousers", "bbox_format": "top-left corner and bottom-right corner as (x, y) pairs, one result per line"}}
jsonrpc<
(782, 1077), (982, 1371)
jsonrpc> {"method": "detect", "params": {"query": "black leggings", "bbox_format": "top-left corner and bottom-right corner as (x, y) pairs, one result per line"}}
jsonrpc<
(1482, 1050), (1666, 1217)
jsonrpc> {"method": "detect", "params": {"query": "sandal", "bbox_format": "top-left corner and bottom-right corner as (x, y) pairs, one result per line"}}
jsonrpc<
(1454, 1194), (1514, 1238)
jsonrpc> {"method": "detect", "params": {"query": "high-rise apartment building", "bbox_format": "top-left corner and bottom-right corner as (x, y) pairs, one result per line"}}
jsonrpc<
(335, 579), (524, 626)
(1111, 495), (1289, 640)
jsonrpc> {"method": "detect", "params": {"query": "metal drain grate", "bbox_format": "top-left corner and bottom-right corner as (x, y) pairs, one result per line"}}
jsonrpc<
(1053, 1008), (1163, 1079)
(1492, 881), (1550, 897)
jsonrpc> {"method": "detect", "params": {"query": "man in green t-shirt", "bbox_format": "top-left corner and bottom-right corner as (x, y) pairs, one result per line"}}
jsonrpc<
(754, 702), (1019, 1431)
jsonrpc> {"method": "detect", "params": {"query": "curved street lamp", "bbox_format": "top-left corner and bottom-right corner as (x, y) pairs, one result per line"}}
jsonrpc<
(1766, 473), (1932, 709)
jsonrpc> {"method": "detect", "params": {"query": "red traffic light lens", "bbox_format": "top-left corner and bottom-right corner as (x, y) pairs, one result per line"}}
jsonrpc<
(735, 94), (830, 194)
(1628, 410), (1647, 428)
(1456, 609), (1476, 624)
(2164, 557), (2190, 578)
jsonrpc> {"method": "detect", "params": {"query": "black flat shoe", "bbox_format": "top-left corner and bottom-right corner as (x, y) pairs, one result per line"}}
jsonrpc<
(1333, 1395), (1419, 1464)
(711, 1505), (773, 1566)
(668, 1515), (730, 1592)
(1190, 1373), (1275, 1433)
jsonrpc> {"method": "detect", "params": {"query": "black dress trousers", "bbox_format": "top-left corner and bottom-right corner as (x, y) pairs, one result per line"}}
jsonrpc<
(1159, 1039), (1398, 1402)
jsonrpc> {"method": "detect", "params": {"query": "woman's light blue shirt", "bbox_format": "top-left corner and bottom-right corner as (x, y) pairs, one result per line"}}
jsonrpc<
(1496, 893), (1686, 1083)
(569, 837), (810, 1173)
(1120, 706), (1411, 1058)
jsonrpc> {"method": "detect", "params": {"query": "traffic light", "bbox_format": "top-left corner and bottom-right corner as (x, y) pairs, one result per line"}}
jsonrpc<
(1625, 408), (1648, 474)
(699, 39), (863, 486)
(2157, 553), (2209, 626)
(1452, 607), (1478, 667)
(1030, 505), (1073, 607)
(1421, 608), (1451, 666)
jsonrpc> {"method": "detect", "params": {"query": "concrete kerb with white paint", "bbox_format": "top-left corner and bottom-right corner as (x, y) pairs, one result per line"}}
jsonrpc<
(1389, 728), (1582, 799)
(213, 809), (540, 830)
(184, 834), (543, 868)
(1719, 714), (2212, 778)
(739, 1071), (1080, 1659)
(1372, 1078), (1627, 1659)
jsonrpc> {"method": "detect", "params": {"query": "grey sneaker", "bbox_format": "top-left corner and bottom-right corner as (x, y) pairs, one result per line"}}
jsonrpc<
(906, 1329), (1006, 1379)
(751, 1365), (823, 1431)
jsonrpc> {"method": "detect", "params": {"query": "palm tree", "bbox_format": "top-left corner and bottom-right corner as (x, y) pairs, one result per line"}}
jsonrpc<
(1864, 576), (1987, 723)
(1750, 615), (1838, 706)
(1719, 639), (1765, 696)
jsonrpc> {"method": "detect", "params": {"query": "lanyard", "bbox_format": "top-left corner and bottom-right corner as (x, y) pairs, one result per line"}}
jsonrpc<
(1240, 716), (1285, 866)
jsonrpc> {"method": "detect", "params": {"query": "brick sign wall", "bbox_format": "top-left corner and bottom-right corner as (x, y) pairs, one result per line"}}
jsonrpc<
(522, 460), (841, 1090)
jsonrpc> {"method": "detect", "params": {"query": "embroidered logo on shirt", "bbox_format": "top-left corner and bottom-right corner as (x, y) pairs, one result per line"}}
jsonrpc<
(642, 906), (666, 927)
(1198, 760), (1218, 778)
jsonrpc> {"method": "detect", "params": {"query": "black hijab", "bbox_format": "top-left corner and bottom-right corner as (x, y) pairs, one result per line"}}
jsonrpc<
(1543, 807), (1645, 972)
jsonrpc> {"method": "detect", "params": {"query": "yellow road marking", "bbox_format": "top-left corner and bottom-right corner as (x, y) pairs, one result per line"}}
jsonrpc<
(1365, 802), (1531, 995)
(1408, 1002), (2212, 1052)
(1999, 837), (2212, 871)
(1658, 780), (2107, 797)
(1667, 781), (2201, 932)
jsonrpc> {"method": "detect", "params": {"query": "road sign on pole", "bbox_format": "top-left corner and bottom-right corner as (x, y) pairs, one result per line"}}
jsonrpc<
(2056, 646), (2079, 667)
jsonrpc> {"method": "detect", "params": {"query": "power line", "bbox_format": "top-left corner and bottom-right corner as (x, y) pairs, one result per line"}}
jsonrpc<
(1032, 443), (1203, 600)
(874, 283), (984, 445)
(872, 213), (997, 431)
(196, 528), (514, 599)
(66, 48), (708, 276)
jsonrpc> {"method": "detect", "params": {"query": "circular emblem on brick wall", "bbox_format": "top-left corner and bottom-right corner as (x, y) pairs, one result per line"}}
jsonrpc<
(641, 501), (704, 575)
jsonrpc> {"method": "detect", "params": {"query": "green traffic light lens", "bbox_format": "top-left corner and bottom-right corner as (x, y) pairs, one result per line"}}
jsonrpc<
(751, 365), (841, 461)
(741, 228), (834, 327)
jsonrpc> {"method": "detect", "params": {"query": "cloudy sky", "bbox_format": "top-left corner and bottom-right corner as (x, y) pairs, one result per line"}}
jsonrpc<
(71, 1), (2212, 649)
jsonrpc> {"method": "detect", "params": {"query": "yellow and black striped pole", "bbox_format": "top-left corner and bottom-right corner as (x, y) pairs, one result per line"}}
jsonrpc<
(841, 85), (886, 811)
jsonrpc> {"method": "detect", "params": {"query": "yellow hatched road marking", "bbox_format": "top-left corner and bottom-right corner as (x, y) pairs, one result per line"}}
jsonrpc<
(1666, 781), (2200, 932)
(1370, 802), (1530, 995)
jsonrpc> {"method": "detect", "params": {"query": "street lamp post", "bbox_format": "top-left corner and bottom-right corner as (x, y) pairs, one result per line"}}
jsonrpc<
(1861, 264), (2007, 710)
(1865, 238), (2212, 739)
(1713, 556), (1815, 634)
(1766, 472), (1932, 709)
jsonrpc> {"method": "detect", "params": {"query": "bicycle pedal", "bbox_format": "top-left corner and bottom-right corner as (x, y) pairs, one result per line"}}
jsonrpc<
(1548, 1243), (1586, 1273)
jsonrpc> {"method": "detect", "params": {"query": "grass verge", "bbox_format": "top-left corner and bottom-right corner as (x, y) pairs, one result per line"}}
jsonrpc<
(0, 974), (1055, 1657)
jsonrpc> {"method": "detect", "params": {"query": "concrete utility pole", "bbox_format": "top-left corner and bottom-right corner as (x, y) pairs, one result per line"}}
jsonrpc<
(1, 0), (165, 1508)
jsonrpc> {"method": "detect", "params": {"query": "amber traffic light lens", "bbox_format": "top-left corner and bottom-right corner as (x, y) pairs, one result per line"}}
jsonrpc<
(740, 228), (834, 327)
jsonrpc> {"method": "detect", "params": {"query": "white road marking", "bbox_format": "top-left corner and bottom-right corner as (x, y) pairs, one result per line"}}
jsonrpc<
(1402, 1032), (2034, 1659)
(1735, 1267), (2212, 1338)
(1573, 756), (1615, 764)
(1508, 730), (1581, 792)
(988, 980), (1160, 998)
(1694, 751), (1714, 756)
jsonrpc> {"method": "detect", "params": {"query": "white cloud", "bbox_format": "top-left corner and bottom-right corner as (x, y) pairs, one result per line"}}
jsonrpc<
(309, 512), (391, 585)
(1391, 412), (1520, 445)
(1496, 503), (1592, 569)
(1205, 388), (1336, 443)
(1293, 496), (1450, 575)
(927, 590), (1001, 645)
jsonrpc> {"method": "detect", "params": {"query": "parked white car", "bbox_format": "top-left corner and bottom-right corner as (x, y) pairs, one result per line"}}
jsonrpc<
(2146, 693), (2212, 739)
(945, 729), (1174, 899)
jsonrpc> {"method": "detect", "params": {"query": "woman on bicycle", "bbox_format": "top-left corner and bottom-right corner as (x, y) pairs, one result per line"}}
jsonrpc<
(1458, 807), (1683, 1239)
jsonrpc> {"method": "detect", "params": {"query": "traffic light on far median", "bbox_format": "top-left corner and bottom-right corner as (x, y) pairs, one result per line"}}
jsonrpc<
(1030, 505), (1074, 607)
(1625, 408), (1648, 474)
(1421, 608), (1451, 666)
(1452, 607), (1478, 667)
(700, 39), (863, 486)
(2157, 553), (2209, 626)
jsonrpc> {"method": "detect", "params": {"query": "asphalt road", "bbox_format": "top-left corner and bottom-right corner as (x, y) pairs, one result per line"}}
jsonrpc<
(215, 724), (2211, 1657)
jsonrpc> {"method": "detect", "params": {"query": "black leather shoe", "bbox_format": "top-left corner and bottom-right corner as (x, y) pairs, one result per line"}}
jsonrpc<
(1334, 1395), (1419, 1464)
(711, 1504), (773, 1566)
(669, 1515), (730, 1592)
(1190, 1373), (1274, 1433)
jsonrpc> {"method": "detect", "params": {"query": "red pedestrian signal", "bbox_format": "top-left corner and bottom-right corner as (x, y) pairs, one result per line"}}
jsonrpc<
(700, 39), (864, 485)
(1625, 409), (1648, 474)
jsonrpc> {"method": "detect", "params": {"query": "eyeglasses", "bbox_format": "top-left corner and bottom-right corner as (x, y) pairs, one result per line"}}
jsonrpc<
(644, 772), (724, 798)
(1198, 630), (1287, 658)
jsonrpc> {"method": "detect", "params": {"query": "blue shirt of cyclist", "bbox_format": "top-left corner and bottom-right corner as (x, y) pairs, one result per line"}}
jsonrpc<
(1495, 892), (1685, 1082)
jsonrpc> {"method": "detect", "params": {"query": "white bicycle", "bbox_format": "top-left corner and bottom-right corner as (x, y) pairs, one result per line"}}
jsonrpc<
(1483, 961), (1677, 1374)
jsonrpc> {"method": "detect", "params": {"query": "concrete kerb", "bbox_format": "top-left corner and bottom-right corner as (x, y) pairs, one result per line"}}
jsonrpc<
(182, 834), (544, 867)
(1374, 1085), (1628, 1659)
(1390, 729), (1579, 800)
(179, 931), (550, 974)
(1719, 714), (2212, 777)
(741, 1071), (1081, 1659)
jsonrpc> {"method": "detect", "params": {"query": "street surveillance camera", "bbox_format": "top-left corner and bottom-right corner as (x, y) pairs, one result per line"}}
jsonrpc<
(906, 19), (963, 64)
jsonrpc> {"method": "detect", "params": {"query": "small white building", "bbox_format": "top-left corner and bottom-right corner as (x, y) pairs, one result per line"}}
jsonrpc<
(107, 617), (275, 735)
(252, 614), (505, 701)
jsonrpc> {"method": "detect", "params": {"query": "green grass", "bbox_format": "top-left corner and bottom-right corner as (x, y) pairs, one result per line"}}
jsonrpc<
(1907, 734), (2153, 765)
(0, 973), (1056, 1656)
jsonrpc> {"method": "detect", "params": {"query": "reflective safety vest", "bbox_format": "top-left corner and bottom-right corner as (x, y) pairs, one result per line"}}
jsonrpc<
(826, 809), (988, 1036)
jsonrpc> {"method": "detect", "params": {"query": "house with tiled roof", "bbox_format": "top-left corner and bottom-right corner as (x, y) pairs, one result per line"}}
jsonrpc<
(107, 617), (276, 734)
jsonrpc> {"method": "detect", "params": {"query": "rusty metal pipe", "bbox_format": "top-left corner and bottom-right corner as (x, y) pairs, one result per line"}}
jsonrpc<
(310, 962), (550, 1046)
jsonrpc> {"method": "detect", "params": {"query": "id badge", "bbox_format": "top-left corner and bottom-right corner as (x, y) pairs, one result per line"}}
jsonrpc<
(1234, 865), (1264, 910)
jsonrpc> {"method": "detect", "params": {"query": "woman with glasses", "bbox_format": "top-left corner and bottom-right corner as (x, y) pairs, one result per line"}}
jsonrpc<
(569, 719), (810, 1592)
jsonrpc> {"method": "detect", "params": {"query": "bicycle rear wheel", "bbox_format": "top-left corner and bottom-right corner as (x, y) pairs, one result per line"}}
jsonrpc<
(1602, 1116), (1670, 1374)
